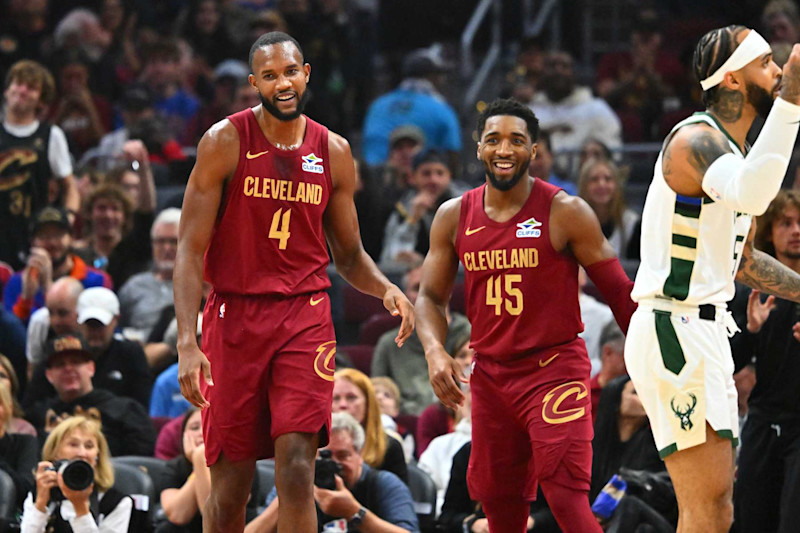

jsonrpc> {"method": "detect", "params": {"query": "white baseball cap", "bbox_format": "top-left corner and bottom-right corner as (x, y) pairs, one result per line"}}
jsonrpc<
(77, 287), (120, 326)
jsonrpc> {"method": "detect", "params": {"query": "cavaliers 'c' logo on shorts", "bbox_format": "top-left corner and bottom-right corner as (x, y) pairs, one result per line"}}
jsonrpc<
(314, 341), (337, 381)
(542, 381), (589, 424)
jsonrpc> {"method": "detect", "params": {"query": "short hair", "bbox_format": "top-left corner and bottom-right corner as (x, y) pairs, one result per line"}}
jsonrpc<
(599, 320), (625, 351)
(370, 377), (400, 403)
(476, 98), (540, 142)
(151, 207), (181, 238)
(5, 60), (55, 107)
(248, 32), (304, 72)
(144, 38), (182, 63)
(412, 149), (450, 172)
(693, 25), (749, 108)
(331, 412), (366, 452)
(42, 416), (115, 491)
(84, 183), (135, 236)
(755, 189), (800, 257)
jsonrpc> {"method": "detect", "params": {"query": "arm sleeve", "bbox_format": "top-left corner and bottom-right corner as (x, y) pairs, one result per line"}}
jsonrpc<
(48, 126), (73, 178)
(584, 258), (637, 334)
(20, 492), (49, 533)
(702, 97), (800, 215)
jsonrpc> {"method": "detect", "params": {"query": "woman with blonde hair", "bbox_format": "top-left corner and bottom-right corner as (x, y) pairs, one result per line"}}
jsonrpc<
(0, 381), (37, 511)
(20, 415), (133, 532)
(332, 368), (408, 483)
(578, 157), (640, 260)
(0, 354), (36, 435)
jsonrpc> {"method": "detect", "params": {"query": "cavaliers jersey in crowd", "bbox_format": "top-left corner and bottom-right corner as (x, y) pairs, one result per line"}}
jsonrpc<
(455, 179), (582, 360)
(204, 110), (333, 296)
(0, 121), (52, 269)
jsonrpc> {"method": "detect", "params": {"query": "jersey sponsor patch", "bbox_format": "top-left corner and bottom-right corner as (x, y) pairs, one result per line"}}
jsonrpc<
(516, 216), (542, 238)
(302, 153), (324, 174)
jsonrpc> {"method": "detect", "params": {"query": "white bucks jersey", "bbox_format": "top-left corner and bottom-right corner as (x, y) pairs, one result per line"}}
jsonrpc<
(631, 113), (752, 306)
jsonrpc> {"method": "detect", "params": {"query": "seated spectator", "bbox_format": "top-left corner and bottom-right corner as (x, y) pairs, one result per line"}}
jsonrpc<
(25, 287), (152, 410)
(595, 8), (684, 141)
(530, 50), (622, 176)
(0, 354), (36, 435)
(527, 131), (577, 195)
(0, 382), (37, 511)
(119, 208), (180, 349)
(91, 86), (155, 171)
(761, 0), (800, 45)
(159, 407), (209, 533)
(590, 376), (674, 530)
(178, 0), (237, 68)
(73, 183), (152, 289)
(26, 333), (156, 456)
(357, 125), (425, 260)
(3, 207), (111, 323)
(577, 138), (613, 172)
(362, 47), (461, 169)
(104, 140), (158, 215)
(589, 320), (628, 423)
(371, 376), (414, 463)
(154, 414), (186, 461)
(244, 412), (420, 533)
(380, 150), (469, 270)
(333, 369), (408, 483)
(24, 277), (83, 383)
(418, 385), (471, 518)
(577, 158), (640, 260)
(20, 415), (134, 532)
(0, 307), (27, 395)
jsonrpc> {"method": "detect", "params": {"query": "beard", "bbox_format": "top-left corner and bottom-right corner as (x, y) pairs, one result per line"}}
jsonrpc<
(484, 158), (531, 192)
(51, 252), (68, 269)
(746, 81), (774, 119)
(259, 89), (310, 121)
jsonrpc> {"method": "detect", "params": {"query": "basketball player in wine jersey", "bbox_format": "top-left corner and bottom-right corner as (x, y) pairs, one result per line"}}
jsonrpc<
(174, 32), (414, 533)
(417, 98), (636, 532)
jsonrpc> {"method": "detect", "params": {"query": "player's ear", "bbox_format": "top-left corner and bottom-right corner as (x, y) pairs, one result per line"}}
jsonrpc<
(304, 63), (311, 83)
(531, 143), (538, 161)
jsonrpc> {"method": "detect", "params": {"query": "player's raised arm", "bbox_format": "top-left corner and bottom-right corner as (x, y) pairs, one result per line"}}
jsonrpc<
(174, 120), (239, 408)
(551, 193), (637, 332)
(323, 131), (415, 346)
(417, 198), (465, 409)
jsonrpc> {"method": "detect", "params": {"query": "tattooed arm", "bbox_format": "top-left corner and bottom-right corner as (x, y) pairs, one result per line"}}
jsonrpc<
(736, 221), (800, 302)
(660, 123), (733, 197)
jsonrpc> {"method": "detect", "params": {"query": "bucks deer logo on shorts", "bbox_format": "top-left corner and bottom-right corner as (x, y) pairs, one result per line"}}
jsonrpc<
(314, 341), (337, 381)
(670, 392), (697, 431)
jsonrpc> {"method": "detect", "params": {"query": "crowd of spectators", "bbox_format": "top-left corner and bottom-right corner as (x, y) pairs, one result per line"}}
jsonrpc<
(1, 0), (799, 531)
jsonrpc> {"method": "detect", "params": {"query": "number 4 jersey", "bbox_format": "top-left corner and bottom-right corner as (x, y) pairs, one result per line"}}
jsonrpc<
(204, 109), (333, 296)
(455, 179), (583, 361)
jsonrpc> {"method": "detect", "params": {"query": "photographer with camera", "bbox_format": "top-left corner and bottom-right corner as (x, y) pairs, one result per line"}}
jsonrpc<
(244, 412), (419, 533)
(20, 415), (133, 532)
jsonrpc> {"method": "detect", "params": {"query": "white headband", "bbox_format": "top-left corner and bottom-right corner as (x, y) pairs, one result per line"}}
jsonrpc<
(700, 30), (771, 91)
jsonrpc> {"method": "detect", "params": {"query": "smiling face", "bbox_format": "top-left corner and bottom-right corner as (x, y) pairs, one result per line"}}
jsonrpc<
(583, 161), (617, 208)
(249, 41), (310, 121)
(478, 115), (534, 191)
(56, 428), (99, 465)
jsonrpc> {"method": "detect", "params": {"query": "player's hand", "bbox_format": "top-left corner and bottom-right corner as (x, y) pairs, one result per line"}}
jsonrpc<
(426, 346), (466, 410)
(746, 289), (775, 333)
(313, 475), (360, 518)
(178, 343), (212, 409)
(383, 284), (415, 347)
(780, 44), (800, 105)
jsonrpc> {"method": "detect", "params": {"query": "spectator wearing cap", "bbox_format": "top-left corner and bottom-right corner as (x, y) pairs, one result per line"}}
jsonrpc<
(361, 48), (461, 170)
(90, 85), (155, 170)
(2, 207), (111, 324)
(0, 60), (80, 271)
(25, 332), (156, 456)
(119, 208), (180, 365)
(357, 124), (426, 260)
(379, 150), (469, 271)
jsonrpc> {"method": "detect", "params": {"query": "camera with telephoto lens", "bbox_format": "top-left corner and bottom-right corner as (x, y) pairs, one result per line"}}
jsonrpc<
(46, 459), (95, 501)
(314, 449), (342, 490)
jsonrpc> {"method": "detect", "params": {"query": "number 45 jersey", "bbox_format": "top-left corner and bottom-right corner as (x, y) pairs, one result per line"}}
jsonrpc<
(455, 180), (583, 360)
(204, 109), (333, 296)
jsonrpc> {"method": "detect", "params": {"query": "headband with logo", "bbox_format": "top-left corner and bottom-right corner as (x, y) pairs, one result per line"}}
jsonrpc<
(700, 30), (771, 91)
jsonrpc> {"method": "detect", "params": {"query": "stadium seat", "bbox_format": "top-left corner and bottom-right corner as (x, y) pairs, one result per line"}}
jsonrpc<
(342, 285), (387, 325)
(111, 460), (157, 530)
(0, 469), (16, 521)
(358, 314), (402, 345)
(406, 463), (437, 533)
(340, 345), (375, 376)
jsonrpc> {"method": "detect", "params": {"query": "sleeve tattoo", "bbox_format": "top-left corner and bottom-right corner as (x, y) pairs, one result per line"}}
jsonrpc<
(737, 247), (800, 302)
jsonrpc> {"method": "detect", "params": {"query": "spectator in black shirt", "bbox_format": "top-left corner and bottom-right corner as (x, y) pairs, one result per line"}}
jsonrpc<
(731, 189), (800, 532)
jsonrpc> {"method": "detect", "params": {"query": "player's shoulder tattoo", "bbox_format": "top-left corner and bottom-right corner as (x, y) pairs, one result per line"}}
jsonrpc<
(685, 127), (733, 175)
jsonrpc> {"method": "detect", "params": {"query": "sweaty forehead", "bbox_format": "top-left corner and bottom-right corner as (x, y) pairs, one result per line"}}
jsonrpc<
(254, 42), (303, 70)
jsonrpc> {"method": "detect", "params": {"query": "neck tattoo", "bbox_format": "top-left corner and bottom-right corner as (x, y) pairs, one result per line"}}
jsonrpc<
(274, 141), (301, 151)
